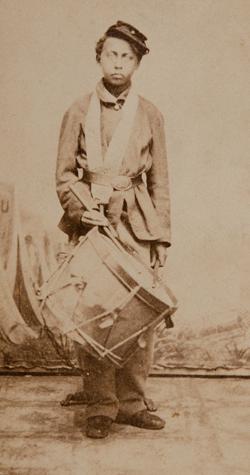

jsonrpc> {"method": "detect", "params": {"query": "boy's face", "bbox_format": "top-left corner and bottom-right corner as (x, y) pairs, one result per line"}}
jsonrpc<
(99, 37), (139, 87)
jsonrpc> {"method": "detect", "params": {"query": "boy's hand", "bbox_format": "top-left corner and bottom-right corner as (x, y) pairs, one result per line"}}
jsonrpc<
(150, 243), (168, 268)
(81, 210), (109, 227)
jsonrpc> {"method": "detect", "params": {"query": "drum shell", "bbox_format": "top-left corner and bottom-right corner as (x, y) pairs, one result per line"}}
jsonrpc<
(40, 228), (177, 367)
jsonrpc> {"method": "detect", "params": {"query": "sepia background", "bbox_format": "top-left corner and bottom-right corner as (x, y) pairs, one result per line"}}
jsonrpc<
(0, 0), (249, 373)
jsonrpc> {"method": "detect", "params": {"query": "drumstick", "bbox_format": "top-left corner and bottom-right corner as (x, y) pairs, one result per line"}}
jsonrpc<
(69, 182), (97, 214)
(152, 259), (160, 288)
(69, 183), (119, 240)
(69, 183), (162, 276)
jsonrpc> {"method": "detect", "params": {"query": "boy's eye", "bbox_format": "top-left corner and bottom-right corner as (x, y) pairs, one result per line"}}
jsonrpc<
(106, 51), (135, 62)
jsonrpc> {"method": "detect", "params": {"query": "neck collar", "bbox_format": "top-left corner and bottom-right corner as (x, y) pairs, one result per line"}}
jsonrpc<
(96, 79), (131, 108)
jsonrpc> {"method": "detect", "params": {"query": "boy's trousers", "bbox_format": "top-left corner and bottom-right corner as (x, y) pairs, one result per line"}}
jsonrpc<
(75, 328), (154, 420)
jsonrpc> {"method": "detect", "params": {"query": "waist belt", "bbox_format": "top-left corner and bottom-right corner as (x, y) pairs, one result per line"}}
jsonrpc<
(82, 170), (143, 191)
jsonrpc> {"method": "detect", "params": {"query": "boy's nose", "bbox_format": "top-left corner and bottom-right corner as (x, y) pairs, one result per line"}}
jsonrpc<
(114, 57), (123, 69)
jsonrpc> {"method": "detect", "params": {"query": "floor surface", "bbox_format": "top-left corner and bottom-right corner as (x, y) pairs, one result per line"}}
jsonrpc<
(0, 376), (249, 475)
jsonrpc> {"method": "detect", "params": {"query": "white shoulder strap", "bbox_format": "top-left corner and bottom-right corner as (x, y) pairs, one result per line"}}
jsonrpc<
(85, 87), (139, 203)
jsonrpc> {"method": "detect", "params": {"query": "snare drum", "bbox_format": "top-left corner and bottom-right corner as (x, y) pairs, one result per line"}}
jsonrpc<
(39, 227), (177, 367)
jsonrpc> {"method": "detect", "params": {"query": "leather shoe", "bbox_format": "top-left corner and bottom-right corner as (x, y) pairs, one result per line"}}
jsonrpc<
(116, 409), (165, 430)
(86, 416), (113, 438)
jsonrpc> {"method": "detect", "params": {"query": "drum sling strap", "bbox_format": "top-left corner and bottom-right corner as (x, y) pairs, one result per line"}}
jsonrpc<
(85, 81), (139, 204)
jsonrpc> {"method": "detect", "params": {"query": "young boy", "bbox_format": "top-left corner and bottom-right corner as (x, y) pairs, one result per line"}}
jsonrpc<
(56, 21), (171, 438)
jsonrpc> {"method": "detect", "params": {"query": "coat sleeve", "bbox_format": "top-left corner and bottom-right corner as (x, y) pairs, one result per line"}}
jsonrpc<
(147, 110), (171, 246)
(56, 105), (96, 231)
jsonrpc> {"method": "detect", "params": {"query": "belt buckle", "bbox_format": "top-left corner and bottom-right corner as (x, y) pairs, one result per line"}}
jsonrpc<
(111, 175), (132, 191)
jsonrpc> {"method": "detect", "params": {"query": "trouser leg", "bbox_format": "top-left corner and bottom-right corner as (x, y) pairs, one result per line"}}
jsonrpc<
(115, 328), (154, 417)
(75, 343), (119, 420)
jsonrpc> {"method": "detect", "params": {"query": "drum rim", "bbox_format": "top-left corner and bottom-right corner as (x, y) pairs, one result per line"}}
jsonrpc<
(87, 228), (177, 312)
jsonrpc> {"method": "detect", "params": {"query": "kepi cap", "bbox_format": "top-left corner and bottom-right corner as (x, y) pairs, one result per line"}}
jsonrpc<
(105, 21), (149, 56)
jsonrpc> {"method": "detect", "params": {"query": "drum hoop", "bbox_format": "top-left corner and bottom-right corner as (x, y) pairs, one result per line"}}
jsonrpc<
(74, 328), (123, 362)
(75, 307), (173, 367)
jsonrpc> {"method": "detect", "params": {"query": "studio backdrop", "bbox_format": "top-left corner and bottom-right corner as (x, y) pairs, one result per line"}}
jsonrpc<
(0, 0), (249, 374)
